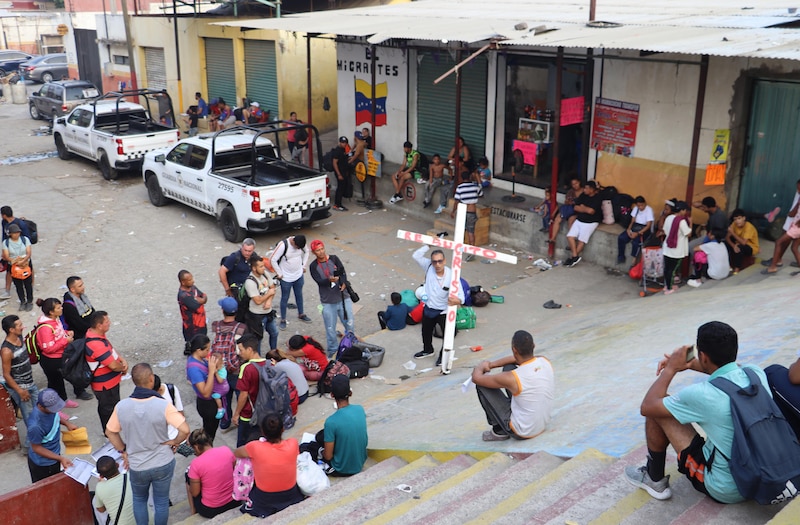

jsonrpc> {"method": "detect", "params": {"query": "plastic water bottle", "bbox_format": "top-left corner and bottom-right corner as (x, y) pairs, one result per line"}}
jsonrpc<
(421, 294), (428, 302)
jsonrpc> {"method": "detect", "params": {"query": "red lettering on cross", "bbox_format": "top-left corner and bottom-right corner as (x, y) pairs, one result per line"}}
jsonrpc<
(447, 310), (457, 322)
(402, 231), (412, 240)
(481, 248), (497, 259)
(413, 233), (423, 243)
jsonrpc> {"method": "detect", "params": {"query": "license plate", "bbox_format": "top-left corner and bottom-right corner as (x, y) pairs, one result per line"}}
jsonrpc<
(288, 211), (302, 222)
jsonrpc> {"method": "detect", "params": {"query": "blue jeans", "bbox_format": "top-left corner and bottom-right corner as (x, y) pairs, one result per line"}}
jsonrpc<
(130, 458), (175, 525)
(279, 276), (305, 319)
(322, 299), (354, 356)
(5, 383), (38, 448)
(260, 313), (279, 352)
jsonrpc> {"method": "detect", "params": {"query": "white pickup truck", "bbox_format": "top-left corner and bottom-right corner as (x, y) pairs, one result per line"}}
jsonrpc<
(53, 89), (180, 180)
(142, 122), (331, 242)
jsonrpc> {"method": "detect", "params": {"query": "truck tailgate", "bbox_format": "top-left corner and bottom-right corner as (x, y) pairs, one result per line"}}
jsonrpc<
(118, 130), (180, 160)
(256, 175), (328, 222)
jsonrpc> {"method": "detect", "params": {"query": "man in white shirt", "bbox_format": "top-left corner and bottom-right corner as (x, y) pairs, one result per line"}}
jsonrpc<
(617, 196), (654, 265)
(270, 235), (312, 331)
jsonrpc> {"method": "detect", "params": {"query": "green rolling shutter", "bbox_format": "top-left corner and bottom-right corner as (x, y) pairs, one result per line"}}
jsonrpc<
(244, 40), (279, 116)
(417, 51), (487, 159)
(204, 38), (236, 106)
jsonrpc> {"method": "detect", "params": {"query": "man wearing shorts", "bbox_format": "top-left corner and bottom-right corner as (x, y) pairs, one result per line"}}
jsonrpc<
(451, 170), (481, 261)
(565, 181), (601, 267)
(625, 321), (768, 503)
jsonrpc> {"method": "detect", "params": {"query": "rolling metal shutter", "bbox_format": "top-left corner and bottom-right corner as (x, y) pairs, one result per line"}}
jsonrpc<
(244, 40), (279, 115)
(204, 38), (236, 106)
(144, 47), (167, 91)
(417, 51), (487, 159)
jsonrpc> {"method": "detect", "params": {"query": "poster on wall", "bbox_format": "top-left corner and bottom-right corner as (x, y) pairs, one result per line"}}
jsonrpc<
(337, 43), (408, 164)
(704, 129), (730, 186)
(590, 97), (640, 158)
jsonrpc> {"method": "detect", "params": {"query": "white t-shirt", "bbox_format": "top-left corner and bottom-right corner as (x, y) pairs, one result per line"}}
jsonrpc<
(510, 357), (555, 438)
(160, 384), (184, 441)
(784, 192), (800, 232)
(699, 242), (731, 280)
(270, 238), (309, 282)
(662, 215), (691, 258)
(632, 205), (655, 229)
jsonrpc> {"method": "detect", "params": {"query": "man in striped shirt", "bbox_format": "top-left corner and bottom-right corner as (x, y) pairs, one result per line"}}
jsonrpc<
(85, 311), (129, 434)
(451, 170), (482, 262)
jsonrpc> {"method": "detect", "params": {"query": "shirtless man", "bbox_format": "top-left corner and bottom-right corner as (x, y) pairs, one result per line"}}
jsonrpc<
(423, 154), (447, 209)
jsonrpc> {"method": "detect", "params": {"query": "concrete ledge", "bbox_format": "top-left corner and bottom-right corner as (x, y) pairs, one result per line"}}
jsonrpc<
(0, 473), (94, 525)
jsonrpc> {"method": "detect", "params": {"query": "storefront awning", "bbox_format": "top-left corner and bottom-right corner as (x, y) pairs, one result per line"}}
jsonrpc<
(213, 0), (800, 60)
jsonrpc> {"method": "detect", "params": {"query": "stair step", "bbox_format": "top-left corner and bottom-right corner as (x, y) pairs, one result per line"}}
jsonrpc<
(464, 448), (614, 525)
(273, 455), (435, 525)
(365, 453), (515, 525)
(767, 497), (800, 524)
(331, 454), (478, 524)
(405, 451), (565, 525)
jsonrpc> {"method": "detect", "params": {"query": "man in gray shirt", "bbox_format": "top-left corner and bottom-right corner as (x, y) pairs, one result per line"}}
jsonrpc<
(309, 240), (355, 357)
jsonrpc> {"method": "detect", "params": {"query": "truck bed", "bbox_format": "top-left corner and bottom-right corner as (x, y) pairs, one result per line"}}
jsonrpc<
(214, 158), (324, 186)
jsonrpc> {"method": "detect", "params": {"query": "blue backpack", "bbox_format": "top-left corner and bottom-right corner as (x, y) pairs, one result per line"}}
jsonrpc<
(711, 367), (800, 504)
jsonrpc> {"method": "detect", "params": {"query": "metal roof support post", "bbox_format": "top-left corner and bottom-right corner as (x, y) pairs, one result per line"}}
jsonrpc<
(548, 46), (563, 258)
(685, 54), (709, 208)
(306, 33), (314, 166)
(370, 43), (378, 200)
(453, 46), (463, 176)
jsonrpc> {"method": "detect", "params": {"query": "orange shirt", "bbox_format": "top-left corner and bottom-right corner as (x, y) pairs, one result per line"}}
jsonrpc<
(245, 438), (299, 492)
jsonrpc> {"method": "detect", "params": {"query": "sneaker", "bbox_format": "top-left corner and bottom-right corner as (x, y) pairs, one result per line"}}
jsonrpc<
(279, 319), (287, 331)
(215, 408), (225, 419)
(76, 391), (94, 401)
(298, 314), (312, 323)
(624, 465), (672, 500)
(568, 256), (581, 267)
(414, 350), (434, 359)
(389, 194), (403, 204)
(465, 253), (475, 262)
(434, 205), (445, 214)
(422, 200), (431, 209)
(687, 279), (702, 288)
(482, 429), (511, 442)
(18, 302), (25, 312)
(332, 205), (348, 211)
(765, 206), (781, 223)
(0, 290), (9, 299)
(64, 399), (79, 409)
(416, 178), (427, 184)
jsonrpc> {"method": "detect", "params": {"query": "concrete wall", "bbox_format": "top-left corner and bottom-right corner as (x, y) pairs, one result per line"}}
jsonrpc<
(0, 473), (94, 525)
(0, 12), (67, 55)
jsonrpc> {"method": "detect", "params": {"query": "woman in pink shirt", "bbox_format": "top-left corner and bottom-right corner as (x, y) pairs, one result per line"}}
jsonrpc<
(35, 297), (77, 407)
(186, 429), (240, 518)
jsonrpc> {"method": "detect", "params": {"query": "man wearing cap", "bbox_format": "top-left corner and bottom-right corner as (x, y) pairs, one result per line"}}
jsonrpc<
(309, 240), (355, 357)
(332, 136), (352, 211)
(1, 205), (31, 300)
(270, 235), (312, 331)
(27, 388), (78, 482)
(246, 101), (265, 124)
(565, 181), (603, 267)
(106, 363), (189, 525)
(301, 375), (368, 476)
(211, 296), (246, 429)
(389, 141), (421, 204)
(347, 130), (366, 173)
(219, 238), (256, 298)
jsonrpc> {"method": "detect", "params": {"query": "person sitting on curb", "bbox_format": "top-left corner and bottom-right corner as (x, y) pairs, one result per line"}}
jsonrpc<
(389, 141), (421, 204)
(690, 196), (728, 250)
(762, 215), (800, 275)
(624, 321), (767, 503)
(565, 181), (602, 267)
(378, 292), (409, 331)
(725, 209), (759, 274)
(687, 229), (730, 288)
(299, 375), (368, 476)
(617, 196), (654, 265)
(471, 330), (554, 442)
(549, 177), (583, 242)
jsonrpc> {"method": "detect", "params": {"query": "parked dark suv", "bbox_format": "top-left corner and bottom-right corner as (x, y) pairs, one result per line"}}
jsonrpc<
(0, 49), (36, 77)
(28, 80), (100, 121)
(19, 53), (68, 83)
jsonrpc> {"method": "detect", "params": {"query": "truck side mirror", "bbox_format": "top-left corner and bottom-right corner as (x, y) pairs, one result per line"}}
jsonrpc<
(55, 117), (65, 125)
(155, 154), (166, 164)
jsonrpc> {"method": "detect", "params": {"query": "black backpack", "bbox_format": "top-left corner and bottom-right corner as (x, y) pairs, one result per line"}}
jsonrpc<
(249, 364), (295, 431)
(315, 360), (351, 396)
(416, 151), (429, 178)
(61, 338), (96, 391)
(710, 367), (800, 504)
(22, 219), (38, 244)
(322, 147), (337, 172)
(613, 193), (635, 227)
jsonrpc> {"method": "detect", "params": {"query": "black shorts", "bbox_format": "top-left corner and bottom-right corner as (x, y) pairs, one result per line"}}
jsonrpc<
(677, 433), (722, 501)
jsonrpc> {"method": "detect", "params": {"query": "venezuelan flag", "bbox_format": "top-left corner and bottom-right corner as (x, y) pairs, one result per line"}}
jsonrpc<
(355, 78), (388, 127)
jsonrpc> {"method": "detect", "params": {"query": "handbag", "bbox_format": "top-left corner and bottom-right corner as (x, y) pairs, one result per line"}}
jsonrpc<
(630, 223), (647, 233)
(345, 281), (360, 303)
(10, 263), (31, 280)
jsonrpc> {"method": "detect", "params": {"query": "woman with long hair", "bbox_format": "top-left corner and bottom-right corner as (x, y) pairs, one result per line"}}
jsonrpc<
(35, 298), (77, 407)
(184, 334), (221, 440)
(185, 428), (240, 518)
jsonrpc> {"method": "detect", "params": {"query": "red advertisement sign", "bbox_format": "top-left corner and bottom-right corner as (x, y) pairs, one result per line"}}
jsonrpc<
(590, 97), (640, 157)
(560, 96), (585, 126)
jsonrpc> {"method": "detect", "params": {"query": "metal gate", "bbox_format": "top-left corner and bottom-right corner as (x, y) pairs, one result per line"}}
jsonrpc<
(417, 51), (487, 160)
(244, 40), (279, 116)
(740, 79), (800, 214)
(144, 47), (167, 91)
(73, 29), (102, 90)
(204, 38), (236, 106)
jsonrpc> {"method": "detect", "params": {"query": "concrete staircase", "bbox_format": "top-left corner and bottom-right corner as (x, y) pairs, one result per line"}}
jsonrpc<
(171, 446), (800, 525)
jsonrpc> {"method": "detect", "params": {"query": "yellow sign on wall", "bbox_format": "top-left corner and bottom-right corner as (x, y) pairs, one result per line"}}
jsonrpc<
(710, 129), (730, 162)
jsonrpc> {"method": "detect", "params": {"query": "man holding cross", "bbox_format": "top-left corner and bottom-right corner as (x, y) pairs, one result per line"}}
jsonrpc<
(412, 245), (465, 366)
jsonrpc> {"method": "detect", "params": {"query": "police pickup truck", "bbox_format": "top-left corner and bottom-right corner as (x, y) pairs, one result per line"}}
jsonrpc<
(53, 89), (179, 180)
(141, 122), (331, 242)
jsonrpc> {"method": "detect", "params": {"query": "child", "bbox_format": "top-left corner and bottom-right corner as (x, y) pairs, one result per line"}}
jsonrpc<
(185, 105), (199, 137)
(688, 229), (730, 287)
(378, 292), (410, 331)
(532, 187), (552, 233)
(210, 351), (230, 419)
(477, 157), (492, 188)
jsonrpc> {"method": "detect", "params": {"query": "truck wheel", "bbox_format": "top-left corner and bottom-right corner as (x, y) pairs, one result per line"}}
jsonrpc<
(220, 206), (245, 243)
(29, 104), (41, 120)
(55, 135), (72, 160)
(146, 175), (168, 207)
(99, 153), (118, 181)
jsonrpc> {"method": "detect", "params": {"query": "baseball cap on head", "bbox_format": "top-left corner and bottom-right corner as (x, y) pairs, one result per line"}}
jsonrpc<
(354, 131), (363, 140)
(38, 388), (66, 413)
(338, 136), (349, 143)
(218, 296), (238, 314)
(7, 224), (21, 233)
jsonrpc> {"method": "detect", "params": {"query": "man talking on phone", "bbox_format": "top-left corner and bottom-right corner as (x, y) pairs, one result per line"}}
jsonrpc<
(625, 321), (769, 504)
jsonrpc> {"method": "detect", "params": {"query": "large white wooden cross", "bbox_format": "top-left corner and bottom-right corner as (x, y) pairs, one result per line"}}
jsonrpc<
(397, 202), (518, 374)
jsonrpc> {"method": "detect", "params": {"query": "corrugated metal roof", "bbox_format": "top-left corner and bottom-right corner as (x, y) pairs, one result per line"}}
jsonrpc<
(214, 0), (800, 59)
